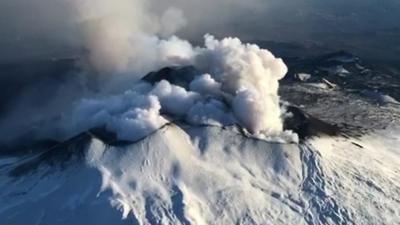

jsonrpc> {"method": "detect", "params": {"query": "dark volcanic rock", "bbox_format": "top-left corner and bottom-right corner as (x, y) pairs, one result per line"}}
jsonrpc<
(8, 133), (91, 177)
(142, 66), (199, 89)
(284, 106), (340, 139)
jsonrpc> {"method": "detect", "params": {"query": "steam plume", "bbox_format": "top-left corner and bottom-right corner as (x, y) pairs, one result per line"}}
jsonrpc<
(0, 0), (294, 145)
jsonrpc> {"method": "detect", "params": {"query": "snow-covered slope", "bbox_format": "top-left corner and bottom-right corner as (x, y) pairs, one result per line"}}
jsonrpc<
(1, 124), (399, 225)
(87, 124), (304, 224)
(309, 128), (400, 225)
(1, 48), (399, 225)
(0, 124), (303, 225)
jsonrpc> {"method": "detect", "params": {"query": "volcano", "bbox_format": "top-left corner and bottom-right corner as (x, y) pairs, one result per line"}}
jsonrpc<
(1, 51), (399, 225)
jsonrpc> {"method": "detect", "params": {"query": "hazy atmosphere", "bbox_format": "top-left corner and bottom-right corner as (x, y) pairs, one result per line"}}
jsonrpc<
(1, 0), (399, 63)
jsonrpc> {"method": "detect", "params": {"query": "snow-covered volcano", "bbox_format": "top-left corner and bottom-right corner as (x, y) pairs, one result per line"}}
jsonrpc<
(1, 50), (400, 225)
(1, 122), (399, 225)
(1, 0), (400, 223)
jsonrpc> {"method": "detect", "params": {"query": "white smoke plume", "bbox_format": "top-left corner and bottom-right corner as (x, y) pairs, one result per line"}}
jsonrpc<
(56, 35), (291, 142)
(73, 0), (189, 74)
(0, 0), (294, 145)
(194, 35), (288, 134)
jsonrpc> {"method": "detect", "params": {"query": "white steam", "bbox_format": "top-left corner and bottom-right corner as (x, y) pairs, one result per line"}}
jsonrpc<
(189, 74), (222, 97)
(59, 35), (291, 142)
(67, 83), (167, 141)
(0, 0), (293, 144)
(195, 35), (288, 134)
(74, 0), (189, 74)
(150, 80), (200, 116)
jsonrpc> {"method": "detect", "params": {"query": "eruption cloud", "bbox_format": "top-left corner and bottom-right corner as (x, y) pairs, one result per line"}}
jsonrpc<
(0, 0), (295, 145)
(60, 35), (292, 142)
(74, 0), (189, 74)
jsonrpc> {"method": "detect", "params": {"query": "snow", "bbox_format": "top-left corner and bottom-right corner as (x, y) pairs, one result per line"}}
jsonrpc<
(87, 124), (304, 225)
(321, 65), (350, 75)
(0, 154), (128, 225)
(0, 125), (304, 225)
(361, 90), (400, 105)
(305, 82), (330, 90)
(309, 127), (400, 225)
(1, 124), (399, 224)
(295, 73), (311, 81)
